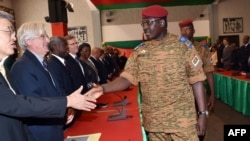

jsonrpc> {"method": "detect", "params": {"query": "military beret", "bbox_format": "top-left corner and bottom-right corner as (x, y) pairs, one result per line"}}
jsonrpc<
(142, 5), (168, 18)
(179, 19), (193, 28)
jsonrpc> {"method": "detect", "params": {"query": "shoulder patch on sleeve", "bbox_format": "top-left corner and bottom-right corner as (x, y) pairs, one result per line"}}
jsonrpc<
(134, 42), (145, 51)
(178, 36), (193, 48)
(190, 55), (203, 72)
(192, 55), (200, 67)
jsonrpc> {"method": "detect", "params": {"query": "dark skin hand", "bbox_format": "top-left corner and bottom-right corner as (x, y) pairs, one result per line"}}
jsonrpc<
(206, 72), (215, 111)
(192, 81), (207, 136)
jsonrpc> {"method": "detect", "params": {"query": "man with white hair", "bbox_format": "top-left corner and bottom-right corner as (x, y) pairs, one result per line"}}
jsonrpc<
(0, 10), (102, 141)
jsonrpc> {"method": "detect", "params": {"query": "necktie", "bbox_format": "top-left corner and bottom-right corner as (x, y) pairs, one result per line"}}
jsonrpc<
(75, 57), (85, 76)
(64, 60), (68, 68)
(0, 65), (16, 94)
(42, 60), (56, 86)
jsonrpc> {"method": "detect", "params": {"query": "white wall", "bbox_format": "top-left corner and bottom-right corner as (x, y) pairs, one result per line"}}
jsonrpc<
(101, 5), (211, 43)
(4, 0), (250, 47)
(0, 0), (12, 8)
(215, 0), (250, 46)
(102, 20), (210, 42)
(11, 0), (102, 47)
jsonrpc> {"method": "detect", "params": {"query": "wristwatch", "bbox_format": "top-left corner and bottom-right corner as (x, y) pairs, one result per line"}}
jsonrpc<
(198, 110), (209, 116)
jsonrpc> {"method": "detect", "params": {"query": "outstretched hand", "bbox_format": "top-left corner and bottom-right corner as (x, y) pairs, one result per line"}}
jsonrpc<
(85, 83), (104, 99)
(66, 85), (103, 111)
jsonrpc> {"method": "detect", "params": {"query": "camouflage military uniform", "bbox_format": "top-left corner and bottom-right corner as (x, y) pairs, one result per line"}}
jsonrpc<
(193, 41), (214, 73)
(120, 33), (206, 134)
(193, 41), (214, 102)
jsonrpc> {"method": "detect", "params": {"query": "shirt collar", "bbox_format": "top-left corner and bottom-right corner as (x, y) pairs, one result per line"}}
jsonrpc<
(0, 56), (8, 67)
(69, 53), (76, 59)
(28, 49), (44, 65)
(52, 54), (65, 65)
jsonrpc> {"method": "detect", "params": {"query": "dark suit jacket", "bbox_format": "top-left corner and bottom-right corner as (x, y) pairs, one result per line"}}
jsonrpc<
(9, 50), (65, 141)
(239, 44), (250, 72)
(216, 44), (225, 68)
(104, 54), (120, 79)
(47, 55), (74, 96)
(222, 45), (232, 69)
(79, 60), (99, 85)
(89, 56), (107, 84)
(0, 73), (67, 141)
(65, 55), (89, 93)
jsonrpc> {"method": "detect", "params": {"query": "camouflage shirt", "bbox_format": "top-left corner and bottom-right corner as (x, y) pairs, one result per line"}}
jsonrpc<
(193, 41), (214, 73)
(120, 33), (206, 132)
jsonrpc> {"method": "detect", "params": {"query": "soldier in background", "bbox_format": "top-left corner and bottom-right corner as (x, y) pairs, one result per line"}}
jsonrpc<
(179, 19), (215, 141)
(101, 5), (207, 141)
(178, 19), (215, 111)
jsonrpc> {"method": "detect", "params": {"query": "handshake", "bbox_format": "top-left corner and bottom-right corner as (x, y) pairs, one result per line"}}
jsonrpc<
(66, 84), (103, 111)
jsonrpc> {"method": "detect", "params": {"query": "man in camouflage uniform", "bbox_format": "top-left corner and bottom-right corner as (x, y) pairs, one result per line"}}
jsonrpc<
(179, 19), (215, 141)
(179, 19), (215, 112)
(101, 5), (207, 141)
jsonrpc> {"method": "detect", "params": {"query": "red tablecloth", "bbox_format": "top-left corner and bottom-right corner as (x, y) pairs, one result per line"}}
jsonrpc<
(214, 70), (250, 82)
(64, 86), (143, 141)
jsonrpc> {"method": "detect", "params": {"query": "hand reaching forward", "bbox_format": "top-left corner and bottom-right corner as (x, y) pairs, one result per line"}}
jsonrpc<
(66, 85), (103, 111)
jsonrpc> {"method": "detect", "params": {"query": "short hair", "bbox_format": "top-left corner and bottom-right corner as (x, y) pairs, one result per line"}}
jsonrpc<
(0, 11), (14, 22)
(17, 22), (46, 50)
(48, 36), (63, 52)
(64, 34), (76, 41)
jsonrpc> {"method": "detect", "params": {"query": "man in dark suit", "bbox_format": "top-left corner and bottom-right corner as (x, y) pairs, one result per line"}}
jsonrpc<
(10, 23), (66, 141)
(47, 36), (77, 126)
(47, 36), (75, 96)
(64, 35), (89, 93)
(0, 11), (102, 141)
(221, 37), (232, 70)
(9, 22), (102, 141)
(239, 35), (250, 72)
(89, 47), (108, 84)
(216, 38), (224, 68)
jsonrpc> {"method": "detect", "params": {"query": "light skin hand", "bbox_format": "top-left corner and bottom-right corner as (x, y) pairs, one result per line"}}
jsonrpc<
(66, 114), (74, 125)
(66, 86), (103, 111)
(65, 108), (75, 125)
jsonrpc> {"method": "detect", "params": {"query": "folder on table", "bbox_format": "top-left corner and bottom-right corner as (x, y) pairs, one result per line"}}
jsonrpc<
(65, 133), (101, 141)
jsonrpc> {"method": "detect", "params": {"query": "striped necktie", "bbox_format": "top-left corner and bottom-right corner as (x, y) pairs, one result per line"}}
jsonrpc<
(42, 60), (56, 86)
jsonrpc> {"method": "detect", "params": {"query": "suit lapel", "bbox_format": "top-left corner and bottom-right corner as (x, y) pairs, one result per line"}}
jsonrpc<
(0, 73), (9, 87)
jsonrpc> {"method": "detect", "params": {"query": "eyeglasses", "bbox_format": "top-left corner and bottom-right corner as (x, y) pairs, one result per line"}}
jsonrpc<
(0, 26), (16, 35)
(34, 33), (50, 40)
(68, 42), (78, 45)
(141, 19), (161, 27)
